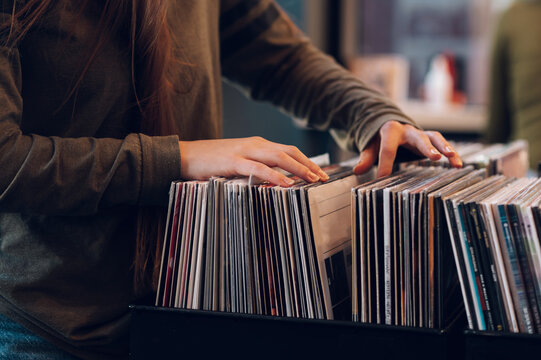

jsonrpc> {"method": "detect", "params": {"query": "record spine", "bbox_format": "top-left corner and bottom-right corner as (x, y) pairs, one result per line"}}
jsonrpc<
(498, 204), (534, 333)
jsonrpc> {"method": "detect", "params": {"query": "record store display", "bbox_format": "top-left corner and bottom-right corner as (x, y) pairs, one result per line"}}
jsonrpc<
(155, 141), (539, 335)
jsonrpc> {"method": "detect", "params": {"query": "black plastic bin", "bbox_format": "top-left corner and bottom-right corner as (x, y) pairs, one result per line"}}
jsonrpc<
(130, 305), (464, 359)
(464, 329), (541, 360)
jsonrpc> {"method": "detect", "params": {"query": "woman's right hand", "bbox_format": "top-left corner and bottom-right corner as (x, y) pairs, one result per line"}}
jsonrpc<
(179, 137), (329, 186)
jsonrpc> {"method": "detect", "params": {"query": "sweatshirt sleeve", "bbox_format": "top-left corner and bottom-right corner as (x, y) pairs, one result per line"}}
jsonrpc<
(0, 45), (181, 216)
(219, 0), (418, 154)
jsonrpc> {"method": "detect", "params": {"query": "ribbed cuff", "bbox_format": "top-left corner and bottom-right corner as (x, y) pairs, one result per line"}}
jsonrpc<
(138, 134), (181, 206)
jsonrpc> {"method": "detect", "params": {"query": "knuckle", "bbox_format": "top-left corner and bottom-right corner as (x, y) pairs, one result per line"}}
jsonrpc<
(380, 121), (403, 136)
(249, 136), (265, 146)
(387, 121), (401, 130)
(380, 122), (392, 133)
(286, 144), (300, 154)
(426, 130), (442, 138)
(238, 142), (248, 152)
(277, 151), (289, 162)
(404, 124), (416, 131)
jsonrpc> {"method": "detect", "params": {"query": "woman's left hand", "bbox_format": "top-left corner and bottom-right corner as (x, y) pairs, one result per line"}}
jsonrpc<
(353, 120), (463, 178)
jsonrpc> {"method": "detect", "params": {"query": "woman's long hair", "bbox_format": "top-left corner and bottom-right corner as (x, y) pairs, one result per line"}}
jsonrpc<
(2, 0), (176, 295)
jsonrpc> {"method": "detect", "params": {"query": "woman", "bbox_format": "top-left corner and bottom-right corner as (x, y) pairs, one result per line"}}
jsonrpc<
(0, 0), (461, 359)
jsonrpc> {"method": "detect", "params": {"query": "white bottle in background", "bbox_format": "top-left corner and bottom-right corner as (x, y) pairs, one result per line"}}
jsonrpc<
(424, 54), (453, 108)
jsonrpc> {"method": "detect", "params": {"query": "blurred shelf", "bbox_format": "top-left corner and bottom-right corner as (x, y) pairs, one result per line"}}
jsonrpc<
(396, 100), (487, 134)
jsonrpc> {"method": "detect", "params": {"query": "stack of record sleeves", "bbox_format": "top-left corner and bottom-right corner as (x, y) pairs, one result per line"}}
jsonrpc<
(407, 139), (528, 178)
(351, 166), (480, 329)
(352, 161), (541, 334)
(155, 164), (372, 320)
(442, 175), (541, 333)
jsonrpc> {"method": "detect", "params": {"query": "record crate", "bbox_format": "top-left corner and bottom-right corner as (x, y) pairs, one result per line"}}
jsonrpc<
(463, 330), (541, 360)
(129, 305), (465, 360)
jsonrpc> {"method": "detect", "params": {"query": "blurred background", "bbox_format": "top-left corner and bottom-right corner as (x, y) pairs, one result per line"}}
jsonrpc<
(222, 0), (515, 163)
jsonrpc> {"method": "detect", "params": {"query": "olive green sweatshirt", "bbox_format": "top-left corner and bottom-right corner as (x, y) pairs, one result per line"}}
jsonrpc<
(0, 0), (415, 359)
(486, 1), (541, 169)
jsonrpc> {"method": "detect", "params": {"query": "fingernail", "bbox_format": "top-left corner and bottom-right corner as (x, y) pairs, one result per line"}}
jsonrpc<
(445, 146), (455, 154)
(308, 172), (320, 182)
(430, 148), (440, 155)
(283, 178), (295, 186)
(318, 169), (329, 181)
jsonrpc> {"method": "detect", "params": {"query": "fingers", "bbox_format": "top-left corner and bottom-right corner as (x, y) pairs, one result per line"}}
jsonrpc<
(447, 154), (463, 168)
(243, 137), (327, 185)
(424, 131), (454, 157)
(253, 149), (321, 184)
(373, 122), (463, 178)
(354, 137), (379, 174)
(279, 144), (330, 181)
(404, 125), (442, 162)
(237, 158), (295, 187)
(425, 131), (463, 168)
(376, 122), (403, 177)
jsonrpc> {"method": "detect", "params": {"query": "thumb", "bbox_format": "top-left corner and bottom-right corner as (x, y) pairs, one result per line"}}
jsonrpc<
(353, 137), (379, 174)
